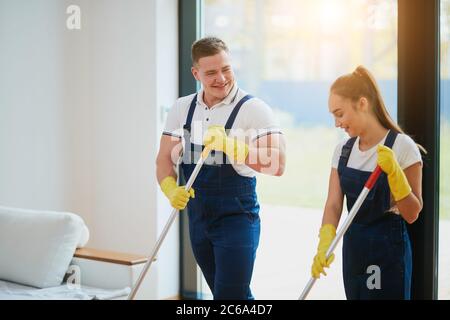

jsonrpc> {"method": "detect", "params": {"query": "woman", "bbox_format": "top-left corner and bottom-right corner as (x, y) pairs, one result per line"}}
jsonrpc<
(310, 66), (424, 299)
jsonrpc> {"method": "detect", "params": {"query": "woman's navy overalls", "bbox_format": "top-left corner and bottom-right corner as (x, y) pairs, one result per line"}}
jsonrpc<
(338, 130), (412, 300)
(180, 93), (260, 300)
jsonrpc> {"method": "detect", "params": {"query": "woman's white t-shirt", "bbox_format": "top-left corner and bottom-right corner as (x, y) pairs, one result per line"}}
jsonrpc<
(331, 132), (422, 171)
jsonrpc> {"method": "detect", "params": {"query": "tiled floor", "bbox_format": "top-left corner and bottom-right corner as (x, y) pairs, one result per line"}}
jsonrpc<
(251, 204), (450, 300)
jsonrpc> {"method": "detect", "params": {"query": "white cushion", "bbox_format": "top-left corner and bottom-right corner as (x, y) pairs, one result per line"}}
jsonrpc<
(78, 224), (90, 248)
(0, 205), (89, 288)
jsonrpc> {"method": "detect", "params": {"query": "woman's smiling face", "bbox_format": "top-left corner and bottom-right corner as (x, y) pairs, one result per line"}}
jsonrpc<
(328, 92), (364, 137)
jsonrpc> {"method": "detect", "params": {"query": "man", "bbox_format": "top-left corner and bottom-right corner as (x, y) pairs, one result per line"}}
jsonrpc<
(156, 37), (286, 300)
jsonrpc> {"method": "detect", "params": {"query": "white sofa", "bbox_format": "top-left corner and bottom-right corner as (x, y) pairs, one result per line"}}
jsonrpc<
(0, 205), (150, 300)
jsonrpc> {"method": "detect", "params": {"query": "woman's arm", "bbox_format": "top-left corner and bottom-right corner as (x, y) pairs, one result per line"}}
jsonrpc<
(321, 168), (345, 227)
(395, 162), (423, 224)
(310, 167), (344, 278)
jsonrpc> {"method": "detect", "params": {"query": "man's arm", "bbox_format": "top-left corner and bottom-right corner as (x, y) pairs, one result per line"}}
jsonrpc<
(156, 134), (195, 210)
(156, 135), (183, 184)
(245, 133), (286, 176)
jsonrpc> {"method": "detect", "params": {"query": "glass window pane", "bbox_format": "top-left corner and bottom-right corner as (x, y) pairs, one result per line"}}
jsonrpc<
(440, 0), (450, 301)
(203, 0), (397, 299)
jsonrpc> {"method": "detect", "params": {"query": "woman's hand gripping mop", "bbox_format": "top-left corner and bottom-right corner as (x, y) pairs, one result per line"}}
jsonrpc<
(127, 146), (212, 300)
(298, 166), (383, 300)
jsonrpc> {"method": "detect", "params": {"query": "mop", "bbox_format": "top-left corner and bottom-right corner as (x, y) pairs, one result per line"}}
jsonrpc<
(127, 147), (212, 300)
(299, 166), (382, 300)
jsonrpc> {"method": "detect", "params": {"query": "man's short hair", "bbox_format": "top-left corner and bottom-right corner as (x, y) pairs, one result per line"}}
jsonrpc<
(191, 37), (229, 66)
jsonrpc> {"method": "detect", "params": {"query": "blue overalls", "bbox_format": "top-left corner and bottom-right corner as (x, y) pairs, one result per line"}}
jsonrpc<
(338, 130), (412, 300)
(180, 93), (261, 300)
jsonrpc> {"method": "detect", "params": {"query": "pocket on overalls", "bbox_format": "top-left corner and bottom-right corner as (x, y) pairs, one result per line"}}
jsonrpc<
(367, 219), (400, 270)
(234, 194), (260, 223)
(387, 216), (408, 273)
(388, 215), (404, 245)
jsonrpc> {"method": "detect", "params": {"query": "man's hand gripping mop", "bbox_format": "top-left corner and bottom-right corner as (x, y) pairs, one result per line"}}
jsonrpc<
(299, 166), (383, 300)
(127, 147), (212, 300)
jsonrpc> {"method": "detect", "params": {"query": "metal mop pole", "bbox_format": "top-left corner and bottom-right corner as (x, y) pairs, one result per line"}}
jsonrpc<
(127, 147), (211, 300)
(298, 166), (383, 300)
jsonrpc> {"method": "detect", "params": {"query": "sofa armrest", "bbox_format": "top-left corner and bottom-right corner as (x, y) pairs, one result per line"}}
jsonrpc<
(68, 247), (157, 299)
(74, 248), (149, 266)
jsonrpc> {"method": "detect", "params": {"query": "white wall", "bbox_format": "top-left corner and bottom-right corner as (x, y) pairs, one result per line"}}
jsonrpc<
(155, 0), (180, 299)
(0, 0), (84, 212)
(0, 0), (179, 299)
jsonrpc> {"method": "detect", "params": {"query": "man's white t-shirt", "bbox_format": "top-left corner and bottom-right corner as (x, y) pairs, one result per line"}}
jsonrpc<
(163, 84), (282, 177)
(331, 131), (423, 171)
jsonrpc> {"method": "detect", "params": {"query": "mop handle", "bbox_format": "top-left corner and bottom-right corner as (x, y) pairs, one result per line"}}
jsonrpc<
(298, 166), (383, 300)
(127, 147), (211, 300)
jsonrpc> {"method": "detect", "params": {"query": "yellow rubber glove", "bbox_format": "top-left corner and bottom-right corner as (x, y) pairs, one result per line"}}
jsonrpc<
(160, 176), (195, 210)
(203, 125), (249, 164)
(377, 145), (412, 202)
(311, 224), (336, 279)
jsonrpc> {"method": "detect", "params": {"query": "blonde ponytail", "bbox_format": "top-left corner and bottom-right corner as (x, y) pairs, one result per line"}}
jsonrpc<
(331, 65), (427, 154)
